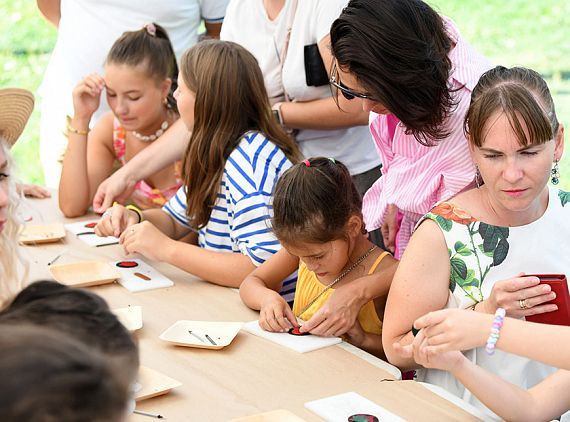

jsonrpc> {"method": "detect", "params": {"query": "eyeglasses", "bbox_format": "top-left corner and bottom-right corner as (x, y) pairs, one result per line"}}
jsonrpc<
(329, 63), (374, 101)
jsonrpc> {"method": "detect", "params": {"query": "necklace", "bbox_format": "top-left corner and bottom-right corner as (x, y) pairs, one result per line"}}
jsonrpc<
(132, 120), (169, 142)
(296, 245), (377, 318)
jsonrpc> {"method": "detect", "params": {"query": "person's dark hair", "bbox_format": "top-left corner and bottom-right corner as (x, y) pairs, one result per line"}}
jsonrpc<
(330, 0), (456, 146)
(465, 66), (559, 147)
(0, 324), (129, 422)
(180, 40), (301, 229)
(106, 22), (179, 111)
(0, 280), (139, 380)
(272, 157), (363, 245)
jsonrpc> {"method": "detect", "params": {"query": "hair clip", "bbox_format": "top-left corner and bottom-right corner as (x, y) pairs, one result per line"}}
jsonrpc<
(328, 157), (336, 163)
(144, 23), (156, 37)
(302, 159), (311, 167)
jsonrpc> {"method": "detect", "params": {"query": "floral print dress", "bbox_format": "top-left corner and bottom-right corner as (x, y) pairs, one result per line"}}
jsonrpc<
(415, 187), (570, 418)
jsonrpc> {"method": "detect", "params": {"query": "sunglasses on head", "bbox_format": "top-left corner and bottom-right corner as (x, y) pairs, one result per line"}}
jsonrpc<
(329, 63), (374, 101)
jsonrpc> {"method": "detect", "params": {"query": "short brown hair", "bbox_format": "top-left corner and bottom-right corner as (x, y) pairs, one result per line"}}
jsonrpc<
(272, 157), (363, 245)
(465, 66), (559, 147)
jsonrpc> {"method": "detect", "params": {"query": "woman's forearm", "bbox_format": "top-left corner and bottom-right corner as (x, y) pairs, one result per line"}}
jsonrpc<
(120, 119), (189, 184)
(37, 0), (60, 27)
(280, 97), (368, 130)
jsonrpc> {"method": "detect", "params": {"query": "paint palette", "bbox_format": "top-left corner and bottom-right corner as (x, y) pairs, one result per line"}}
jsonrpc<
(242, 320), (342, 353)
(304, 392), (404, 422)
(228, 410), (308, 422)
(49, 261), (121, 288)
(65, 220), (120, 247)
(19, 223), (66, 245)
(135, 366), (182, 401)
(111, 259), (174, 292)
(159, 320), (243, 350)
(112, 305), (143, 332)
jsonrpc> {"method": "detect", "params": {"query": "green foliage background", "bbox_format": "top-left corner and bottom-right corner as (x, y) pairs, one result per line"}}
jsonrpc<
(1, 0), (569, 189)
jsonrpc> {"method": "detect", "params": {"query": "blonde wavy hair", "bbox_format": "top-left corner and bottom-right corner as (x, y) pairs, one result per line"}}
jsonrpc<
(0, 140), (27, 308)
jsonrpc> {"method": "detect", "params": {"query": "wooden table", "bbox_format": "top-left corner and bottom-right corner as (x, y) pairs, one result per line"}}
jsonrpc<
(21, 196), (483, 422)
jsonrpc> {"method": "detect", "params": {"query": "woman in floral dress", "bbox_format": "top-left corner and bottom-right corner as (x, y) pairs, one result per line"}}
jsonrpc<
(382, 66), (567, 418)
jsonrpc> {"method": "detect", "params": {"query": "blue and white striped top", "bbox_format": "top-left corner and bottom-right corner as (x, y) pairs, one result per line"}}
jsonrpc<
(163, 131), (297, 302)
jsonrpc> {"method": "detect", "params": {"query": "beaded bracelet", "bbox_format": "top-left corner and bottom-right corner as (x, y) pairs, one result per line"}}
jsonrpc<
(126, 204), (144, 224)
(65, 115), (90, 136)
(485, 308), (506, 355)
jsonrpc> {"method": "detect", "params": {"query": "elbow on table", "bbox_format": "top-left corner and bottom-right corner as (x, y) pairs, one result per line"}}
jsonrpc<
(59, 200), (88, 218)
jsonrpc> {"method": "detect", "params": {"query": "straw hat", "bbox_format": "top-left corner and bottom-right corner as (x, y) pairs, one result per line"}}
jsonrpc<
(0, 88), (34, 147)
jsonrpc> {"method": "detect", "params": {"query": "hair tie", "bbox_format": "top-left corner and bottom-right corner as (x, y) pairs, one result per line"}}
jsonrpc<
(302, 159), (311, 167)
(328, 157), (336, 164)
(144, 23), (156, 37)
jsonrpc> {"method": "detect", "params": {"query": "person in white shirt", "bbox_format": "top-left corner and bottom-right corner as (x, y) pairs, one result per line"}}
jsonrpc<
(36, 0), (229, 187)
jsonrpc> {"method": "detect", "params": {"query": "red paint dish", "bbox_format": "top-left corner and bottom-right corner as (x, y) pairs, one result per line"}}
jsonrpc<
(116, 261), (139, 268)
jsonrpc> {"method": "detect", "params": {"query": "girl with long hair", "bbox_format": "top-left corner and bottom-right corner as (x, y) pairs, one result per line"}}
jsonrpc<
(96, 41), (300, 296)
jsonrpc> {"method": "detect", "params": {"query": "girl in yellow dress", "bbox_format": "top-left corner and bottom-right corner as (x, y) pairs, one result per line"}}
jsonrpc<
(240, 157), (397, 358)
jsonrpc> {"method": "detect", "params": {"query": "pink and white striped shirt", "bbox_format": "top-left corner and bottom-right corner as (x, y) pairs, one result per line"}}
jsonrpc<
(363, 18), (492, 259)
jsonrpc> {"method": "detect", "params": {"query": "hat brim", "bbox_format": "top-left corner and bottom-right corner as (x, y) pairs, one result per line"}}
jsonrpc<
(0, 88), (34, 147)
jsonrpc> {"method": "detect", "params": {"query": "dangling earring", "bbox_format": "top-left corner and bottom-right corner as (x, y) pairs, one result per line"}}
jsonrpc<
(475, 165), (482, 189)
(551, 160), (560, 185)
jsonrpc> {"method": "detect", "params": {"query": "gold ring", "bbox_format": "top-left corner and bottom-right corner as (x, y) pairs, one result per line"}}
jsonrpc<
(519, 299), (528, 309)
(130, 228), (135, 234)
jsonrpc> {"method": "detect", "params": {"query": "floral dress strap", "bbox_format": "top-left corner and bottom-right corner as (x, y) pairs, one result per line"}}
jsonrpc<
(112, 117), (127, 165)
(420, 201), (511, 306)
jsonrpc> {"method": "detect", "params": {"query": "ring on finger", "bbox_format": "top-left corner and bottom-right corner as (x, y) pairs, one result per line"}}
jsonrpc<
(103, 210), (112, 218)
(519, 298), (528, 309)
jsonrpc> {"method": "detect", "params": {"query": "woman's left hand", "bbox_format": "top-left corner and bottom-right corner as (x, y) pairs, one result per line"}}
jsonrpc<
(393, 329), (465, 372)
(300, 286), (363, 336)
(119, 220), (173, 261)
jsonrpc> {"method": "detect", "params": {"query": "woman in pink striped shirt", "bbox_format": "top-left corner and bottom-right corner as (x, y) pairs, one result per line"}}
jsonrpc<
(330, 0), (492, 259)
(298, 0), (492, 338)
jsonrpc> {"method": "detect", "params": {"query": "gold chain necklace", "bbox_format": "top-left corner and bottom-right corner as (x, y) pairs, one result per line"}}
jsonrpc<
(296, 245), (377, 318)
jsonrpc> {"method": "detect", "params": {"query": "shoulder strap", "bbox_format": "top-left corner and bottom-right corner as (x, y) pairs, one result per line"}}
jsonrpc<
(368, 251), (391, 275)
(278, 0), (298, 102)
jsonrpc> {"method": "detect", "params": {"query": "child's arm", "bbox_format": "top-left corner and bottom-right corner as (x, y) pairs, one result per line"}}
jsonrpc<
(60, 74), (115, 217)
(300, 253), (397, 336)
(415, 308), (570, 371)
(344, 320), (386, 360)
(399, 331), (570, 422)
(240, 249), (299, 332)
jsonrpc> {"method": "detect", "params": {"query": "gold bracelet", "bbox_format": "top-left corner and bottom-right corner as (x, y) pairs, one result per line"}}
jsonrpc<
(65, 115), (90, 136)
(126, 204), (144, 223)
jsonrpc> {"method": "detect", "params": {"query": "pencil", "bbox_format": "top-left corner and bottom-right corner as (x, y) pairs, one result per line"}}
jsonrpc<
(133, 409), (165, 419)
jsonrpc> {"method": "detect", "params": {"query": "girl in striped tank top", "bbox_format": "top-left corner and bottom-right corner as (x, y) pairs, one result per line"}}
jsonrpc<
(240, 157), (398, 359)
(95, 41), (300, 293)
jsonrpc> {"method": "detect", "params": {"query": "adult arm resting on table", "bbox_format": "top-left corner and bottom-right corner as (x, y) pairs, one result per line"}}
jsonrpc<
(92, 118), (189, 213)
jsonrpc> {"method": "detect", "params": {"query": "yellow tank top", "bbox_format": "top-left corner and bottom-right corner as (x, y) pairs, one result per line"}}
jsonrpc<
(292, 251), (390, 335)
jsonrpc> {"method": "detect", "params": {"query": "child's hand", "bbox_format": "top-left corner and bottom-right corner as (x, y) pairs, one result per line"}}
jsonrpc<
(119, 221), (173, 262)
(259, 293), (297, 333)
(413, 308), (492, 354)
(344, 319), (365, 344)
(17, 183), (51, 199)
(72, 73), (105, 120)
(393, 329), (465, 372)
(95, 204), (138, 238)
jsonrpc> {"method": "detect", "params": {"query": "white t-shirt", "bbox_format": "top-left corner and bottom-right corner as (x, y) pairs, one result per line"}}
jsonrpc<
(221, 0), (380, 176)
(40, 0), (228, 119)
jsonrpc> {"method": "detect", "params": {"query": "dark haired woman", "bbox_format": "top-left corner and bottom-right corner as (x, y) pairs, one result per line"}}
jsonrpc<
(96, 41), (301, 299)
(330, 0), (492, 258)
(59, 23), (182, 217)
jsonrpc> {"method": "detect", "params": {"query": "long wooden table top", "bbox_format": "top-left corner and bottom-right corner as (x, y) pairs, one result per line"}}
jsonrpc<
(20, 196), (483, 422)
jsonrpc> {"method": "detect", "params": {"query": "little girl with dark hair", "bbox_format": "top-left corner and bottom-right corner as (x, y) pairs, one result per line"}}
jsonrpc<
(240, 157), (397, 358)
(59, 23), (182, 217)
